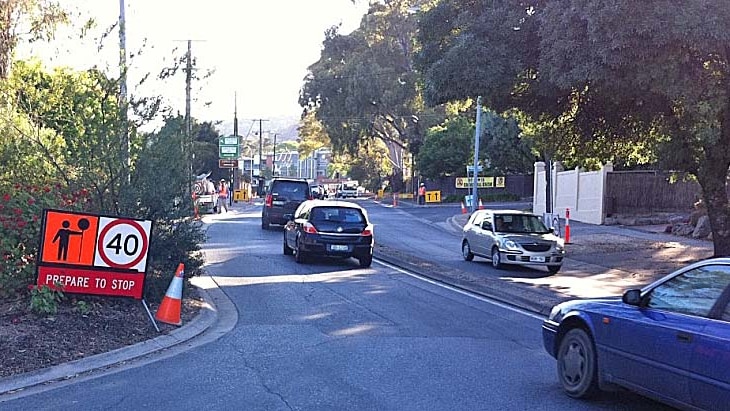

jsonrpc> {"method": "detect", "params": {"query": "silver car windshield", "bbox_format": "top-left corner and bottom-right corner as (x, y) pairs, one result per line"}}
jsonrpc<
(494, 214), (551, 234)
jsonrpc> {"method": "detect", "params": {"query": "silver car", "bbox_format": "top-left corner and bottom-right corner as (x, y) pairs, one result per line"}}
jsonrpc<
(461, 209), (565, 274)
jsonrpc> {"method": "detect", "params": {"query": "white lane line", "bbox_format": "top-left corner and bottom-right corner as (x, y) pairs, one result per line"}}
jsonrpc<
(375, 259), (546, 321)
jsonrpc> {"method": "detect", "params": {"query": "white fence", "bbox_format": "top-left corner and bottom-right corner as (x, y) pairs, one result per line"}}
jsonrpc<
(533, 162), (614, 224)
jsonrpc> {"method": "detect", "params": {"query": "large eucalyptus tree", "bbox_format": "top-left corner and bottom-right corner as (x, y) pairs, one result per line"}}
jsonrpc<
(417, 0), (730, 256)
(300, 0), (428, 192)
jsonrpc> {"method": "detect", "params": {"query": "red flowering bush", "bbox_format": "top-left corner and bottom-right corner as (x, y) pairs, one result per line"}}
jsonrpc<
(0, 184), (90, 299)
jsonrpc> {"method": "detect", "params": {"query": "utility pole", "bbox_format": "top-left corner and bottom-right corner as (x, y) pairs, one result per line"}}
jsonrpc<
(233, 92), (239, 136)
(252, 118), (269, 196)
(185, 40), (193, 192)
(272, 133), (277, 177)
(232, 93), (239, 204)
(173, 39), (204, 197)
(471, 96), (483, 213)
(118, 0), (129, 184)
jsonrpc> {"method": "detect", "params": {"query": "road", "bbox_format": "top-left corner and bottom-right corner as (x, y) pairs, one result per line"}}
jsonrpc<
(0, 201), (671, 410)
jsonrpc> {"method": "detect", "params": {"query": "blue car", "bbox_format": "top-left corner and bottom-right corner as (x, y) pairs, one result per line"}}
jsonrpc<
(542, 258), (730, 410)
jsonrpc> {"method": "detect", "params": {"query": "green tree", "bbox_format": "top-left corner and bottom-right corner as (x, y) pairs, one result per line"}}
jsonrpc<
(297, 111), (330, 157)
(8, 60), (129, 213)
(417, 0), (730, 255)
(483, 110), (535, 175)
(0, 0), (68, 79)
(538, 0), (730, 255)
(415, 0), (654, 168)
(344, 139), (393, 191)
(417, 116), (473, 179)
(300, 0), (436, 191)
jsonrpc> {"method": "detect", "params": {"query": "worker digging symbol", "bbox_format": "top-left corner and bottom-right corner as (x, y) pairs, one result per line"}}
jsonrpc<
(52, 220), (83, 261)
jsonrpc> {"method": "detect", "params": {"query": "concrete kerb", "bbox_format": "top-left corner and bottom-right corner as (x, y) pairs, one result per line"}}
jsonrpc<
(0, 279), (219, 397)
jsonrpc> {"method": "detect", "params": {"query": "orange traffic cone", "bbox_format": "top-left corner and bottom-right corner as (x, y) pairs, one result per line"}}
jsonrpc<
(155, 263), (184, 326)
(461, 201), (467, 214)
(478, 198), (484, 210)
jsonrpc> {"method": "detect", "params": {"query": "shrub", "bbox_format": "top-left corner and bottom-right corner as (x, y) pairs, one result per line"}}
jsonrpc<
(29, 283), (65, 316)
(0, 185), (89, 299)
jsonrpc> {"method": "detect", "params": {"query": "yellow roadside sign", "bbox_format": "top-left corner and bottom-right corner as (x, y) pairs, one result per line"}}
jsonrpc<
(455, 176), (506, 188)
(425, 190), (441, 203)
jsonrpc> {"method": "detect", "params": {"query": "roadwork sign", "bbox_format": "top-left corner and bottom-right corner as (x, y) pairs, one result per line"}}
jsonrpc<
(425, 190), (441, 203)
(455, 176), (506, 189)
(37, 210), (153, 299)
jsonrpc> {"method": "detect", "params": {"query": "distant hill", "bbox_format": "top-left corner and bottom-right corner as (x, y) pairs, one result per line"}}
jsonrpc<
(218, 116), (299, 142)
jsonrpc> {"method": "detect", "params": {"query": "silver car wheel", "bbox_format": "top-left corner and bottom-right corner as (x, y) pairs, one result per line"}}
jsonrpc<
(462, 241), (474, 261)
(491, 247), (503, 269)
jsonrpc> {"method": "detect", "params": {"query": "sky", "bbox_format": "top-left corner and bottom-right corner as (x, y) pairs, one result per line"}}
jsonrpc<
(18, 0), (369, 134)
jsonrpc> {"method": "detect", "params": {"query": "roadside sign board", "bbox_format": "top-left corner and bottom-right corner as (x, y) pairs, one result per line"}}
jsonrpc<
(36, 209), (153, 299)
(219, 135), (239, 159)
(219, 145), (239, 158)
(219, 159), (239, 168)
(425, 190), (441, 203)
(455, 176), (506, 188)
(220, 136), (238, 145)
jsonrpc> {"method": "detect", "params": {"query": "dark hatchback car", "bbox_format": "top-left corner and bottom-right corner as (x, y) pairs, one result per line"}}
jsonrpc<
(542, 257), (730, 410)
(262, 178), (312, 229)
(283, 200), (373, 267)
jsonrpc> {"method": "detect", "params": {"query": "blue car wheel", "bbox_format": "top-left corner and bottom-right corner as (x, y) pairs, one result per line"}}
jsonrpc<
(557, 328), (599, 398)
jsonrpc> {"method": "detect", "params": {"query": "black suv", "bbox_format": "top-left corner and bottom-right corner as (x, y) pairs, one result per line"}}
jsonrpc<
(262, 178), (312, 229)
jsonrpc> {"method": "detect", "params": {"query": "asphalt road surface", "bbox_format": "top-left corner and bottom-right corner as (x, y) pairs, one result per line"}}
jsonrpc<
(0, 202), (671, 410)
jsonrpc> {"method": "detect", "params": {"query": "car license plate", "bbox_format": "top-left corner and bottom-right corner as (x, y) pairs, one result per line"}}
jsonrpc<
(331, 244), (349, 251)
(530, 256), (546, 263)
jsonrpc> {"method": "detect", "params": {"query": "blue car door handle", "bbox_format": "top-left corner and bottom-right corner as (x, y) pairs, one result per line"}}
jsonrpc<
(676, 332), (693, 343)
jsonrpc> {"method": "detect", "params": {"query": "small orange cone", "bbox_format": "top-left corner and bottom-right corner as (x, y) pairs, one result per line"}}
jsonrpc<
(461, 201), (467, 214)
(478, 198), (484, 210)
(155, 263), (184, 326)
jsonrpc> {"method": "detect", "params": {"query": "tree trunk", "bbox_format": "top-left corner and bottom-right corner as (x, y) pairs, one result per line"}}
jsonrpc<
(390, 169), (404, 193)
(698, 106), (730, 257)
(0, 1), (14, 80)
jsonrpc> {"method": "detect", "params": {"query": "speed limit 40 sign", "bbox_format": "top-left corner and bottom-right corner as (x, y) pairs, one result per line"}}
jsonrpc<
(37, 210), (153, 299)
(94, 217), (150, 270)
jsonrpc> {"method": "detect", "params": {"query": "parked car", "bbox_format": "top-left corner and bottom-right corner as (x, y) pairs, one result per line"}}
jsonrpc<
(283, 200), (373, 267)
(461, 209), (564, 274)
(542, 258), (730, 410)
(262, 178), (312, 230)
(309, 184), (326, 200)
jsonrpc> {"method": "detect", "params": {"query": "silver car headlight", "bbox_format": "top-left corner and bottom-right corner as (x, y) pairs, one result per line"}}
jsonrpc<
(503, 239), (519, 251)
